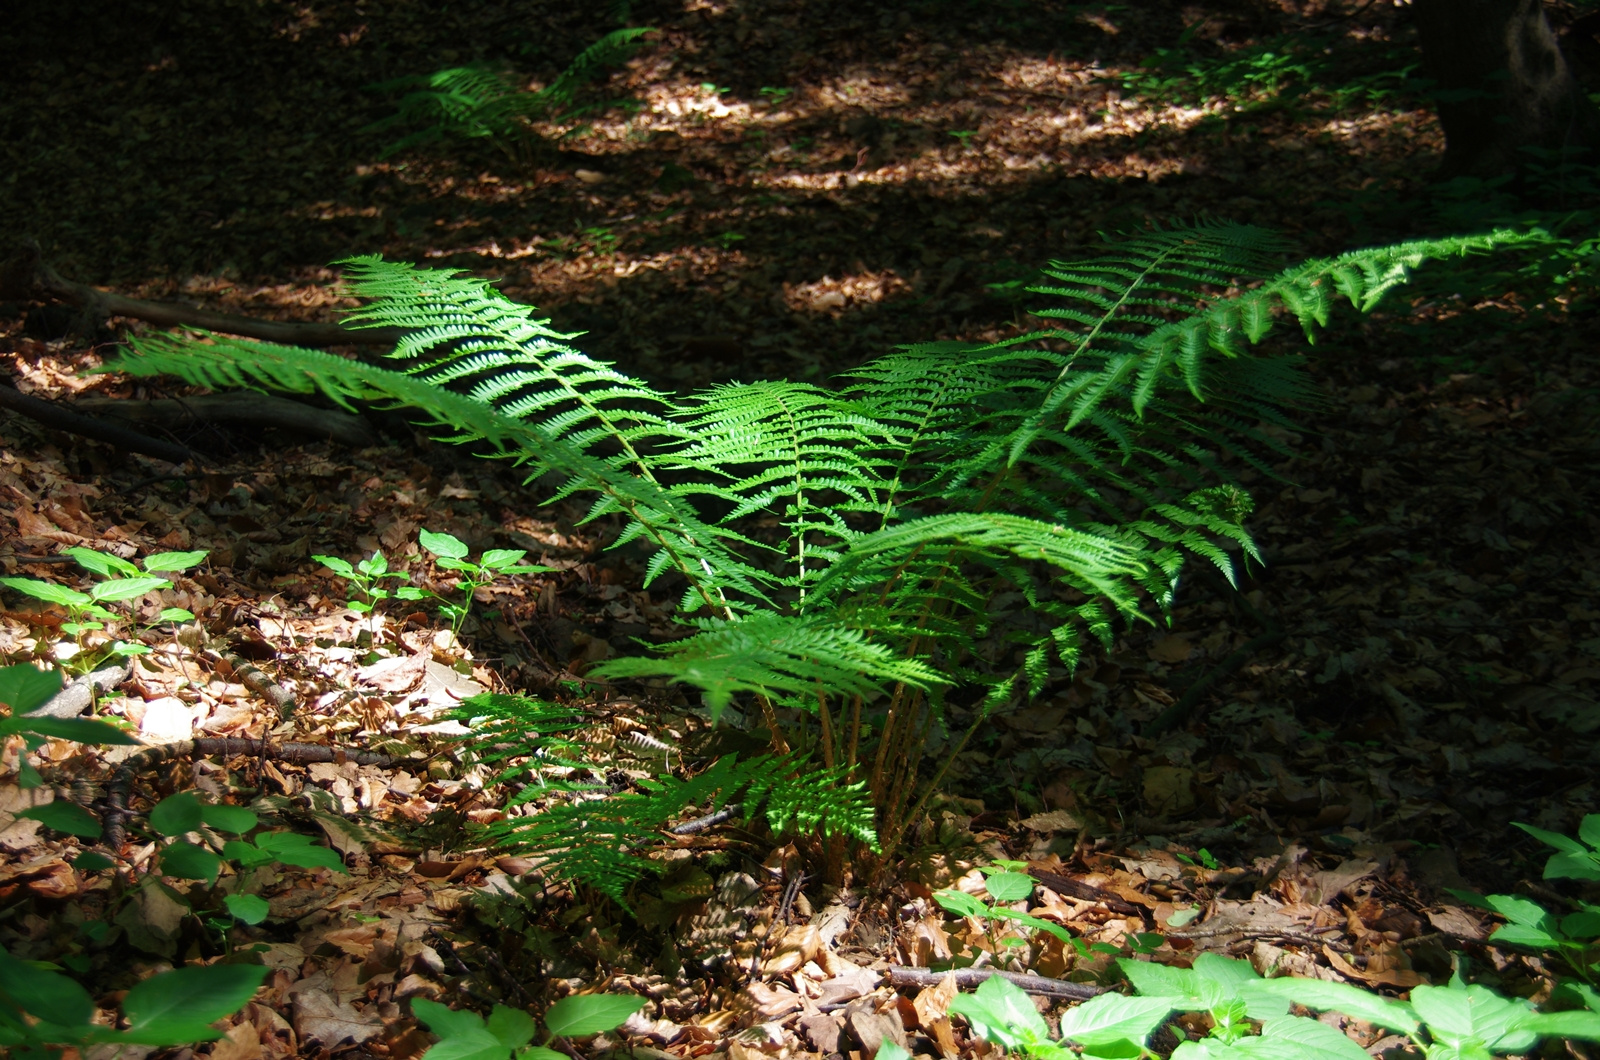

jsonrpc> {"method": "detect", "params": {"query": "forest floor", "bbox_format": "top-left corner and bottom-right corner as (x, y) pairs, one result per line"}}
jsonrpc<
(2, 1), (1600, 1058)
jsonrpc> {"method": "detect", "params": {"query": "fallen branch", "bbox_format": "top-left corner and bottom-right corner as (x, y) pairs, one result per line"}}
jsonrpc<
(30, 661), (132, 719)
(886, 965), (1105, 1000)
(1, 240), (405, 347)
(0, 379), (196, 465)
(75, 393), (377, 448)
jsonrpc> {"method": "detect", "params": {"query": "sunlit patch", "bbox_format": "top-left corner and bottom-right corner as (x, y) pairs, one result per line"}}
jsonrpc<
(783, 272), (913, 315)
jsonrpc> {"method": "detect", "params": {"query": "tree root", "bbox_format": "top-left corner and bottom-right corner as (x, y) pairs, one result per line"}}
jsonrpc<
(74, 392), (376, 448)
(1, 240), (405, 347)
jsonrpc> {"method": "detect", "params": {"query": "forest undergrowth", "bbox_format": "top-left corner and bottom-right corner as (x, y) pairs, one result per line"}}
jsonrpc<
(2, 2), (1600, 1059)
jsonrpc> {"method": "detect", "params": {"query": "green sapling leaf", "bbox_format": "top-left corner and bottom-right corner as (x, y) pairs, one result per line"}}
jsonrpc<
(543, 993), (646, 1037)
(222, 840), (276, 868)
(1409, 982), (1536, 1055)
(90, 576), (171, 603)
(420, 530), (470, 560)
(1, 715), (139, 745)
(17, 801), (103, 839)
(158, 607), (196, 622)
(150, 792), (203, 836)
(0, 947), (94, 1026)
(0, 577), (93, 607)
(65, 547), (141, 578)
(933, 888), (990, 919)
(1055, 992), (1173, 1049)
(200, 803), (259, 834)
(479, 549), (527, 569)
(142, 550), (209, 573)
(485, 1005), (538, 1050)
(119, 964), (267, 1045)
(0, 663), (63, 714)
(984, 871), (1034, 903)
(224, 893), (271, 925)
(314, 555), (357, 579)
(160, 840), (223, 883)
(949, 975), (1048, 1046)
(252, 831), (346, 872)
(1249, 977), (1418, 1034)
(1227, 1016), (1370, 1060)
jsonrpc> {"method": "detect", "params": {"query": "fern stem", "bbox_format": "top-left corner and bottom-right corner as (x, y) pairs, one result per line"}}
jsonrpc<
(815, 685), (837, 771)
(878, 706), (988, 866)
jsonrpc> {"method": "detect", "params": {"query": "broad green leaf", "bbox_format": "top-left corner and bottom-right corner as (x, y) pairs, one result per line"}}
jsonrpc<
(423, 1030), (511, 1060)
(120, 964), (266, 1044)
(1167, 906), (1202, 927)
(253, 831), (346, 872)
(933, 889), (991, 919)
(1513, 822), (1590, 856)
(200, 803), (259, 834)
(222, 840), (276, 868)
(984, 871), (1034, 903)
(224, 894), (270, 925)
(543, 994), (646, 1037)
(989, 908), (1073, 945)
(1056, 993), (1173, 1049)
(950, 975), (1049, 1044)
(158, 607), (196, 622)
(143, 550), (209, 573)
(160, 841), (222, 884)
(479, 549), (528, 569)
(1118, 958), (1226, 1010)
(150, 792), (203, 837)
(1230, 1016), (1370, 1060)
(0, 948), (94, 1026)
(1563, 908), (1600, 938)
(875, 1043), (912, 1060)
(0, 577), (92, 607)
(420, 530), (470, 560)
(486, 1005), (538, 1050)
(65, 547), (141, 577)
(17, 801), (102, 838)
(1515, 1009), (1600, 1042)
(1484, 893), (1555, 928)
(358, 551), (390, 576)
(3, 715), (139, 745)
(1410, 983), (1533, 1054)
(1247, 977), (1417, 1034)
(314, 555), (356, 578)
(414, 997), (482, 1033)
(1490, 923), (1561, 948)
(0, 663), (62, 714)
(90, 576), (171, 603)
(1546, 850), (1600, 882)
(1579, 814), (1600, 851)
(72, 851), (114, 872)
(517, 1049), (569, 1060)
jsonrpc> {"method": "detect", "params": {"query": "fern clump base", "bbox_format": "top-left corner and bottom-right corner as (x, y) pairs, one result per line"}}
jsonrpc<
(104, 221), (1536, 892)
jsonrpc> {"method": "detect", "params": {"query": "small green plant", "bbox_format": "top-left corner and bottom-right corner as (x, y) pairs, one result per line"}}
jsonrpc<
(411, 529), (551, 637)
(948, 129), (978, 147)
(951, 952), (1600, 1060)
(934, 860), (1158, 965)
(0, 663), (138, 789)
(1453, 816), (1600, 988)
(366, 28), (654, 160)
(313, 548), (410, 620)
(412, 992), (645, 1060)
(758, 85), (794, 105)
(0, 548), (208, 670)
(0, 950), (265, 1060)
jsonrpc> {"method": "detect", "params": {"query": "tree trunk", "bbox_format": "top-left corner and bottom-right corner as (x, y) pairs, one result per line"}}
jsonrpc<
(1412, 0), (1600, 181)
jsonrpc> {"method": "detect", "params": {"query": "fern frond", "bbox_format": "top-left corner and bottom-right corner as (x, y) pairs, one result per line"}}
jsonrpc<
(480, 753), (873, 905)
(593, 612), (947, 722)
(364, 28), (652, 158)
(102, 333), (753, 616)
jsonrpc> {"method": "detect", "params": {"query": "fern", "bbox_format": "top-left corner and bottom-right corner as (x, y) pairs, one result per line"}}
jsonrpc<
(103, 223), (1539, 857)
(478, 749), (873, 906)
(365, 28), (653, 159)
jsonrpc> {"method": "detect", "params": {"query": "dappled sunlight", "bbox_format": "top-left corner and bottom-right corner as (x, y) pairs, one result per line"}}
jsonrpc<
(782, 270), (914, 315)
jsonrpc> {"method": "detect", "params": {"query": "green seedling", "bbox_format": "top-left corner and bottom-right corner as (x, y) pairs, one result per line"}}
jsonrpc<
(0, 548), (208, 669)
(0, 663), (138, 789)
(413, 992), (645, 1060)
(758, 86), (793, 104)
(952, 952), (1600, 1060)
(948, 129), (978, 147)
(1449, 817), (1600, 986)
(0, 950), (265, 1060)
(313, 548), (409, 623)
(410, 529), (552, 637)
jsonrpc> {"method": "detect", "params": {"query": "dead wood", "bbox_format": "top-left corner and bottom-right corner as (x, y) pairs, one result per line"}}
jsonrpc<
(0, 378), (197, 464)
(1, 240), (406, 347)
(75, 392), (378, 447)
(886, 965), (1105, 999)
